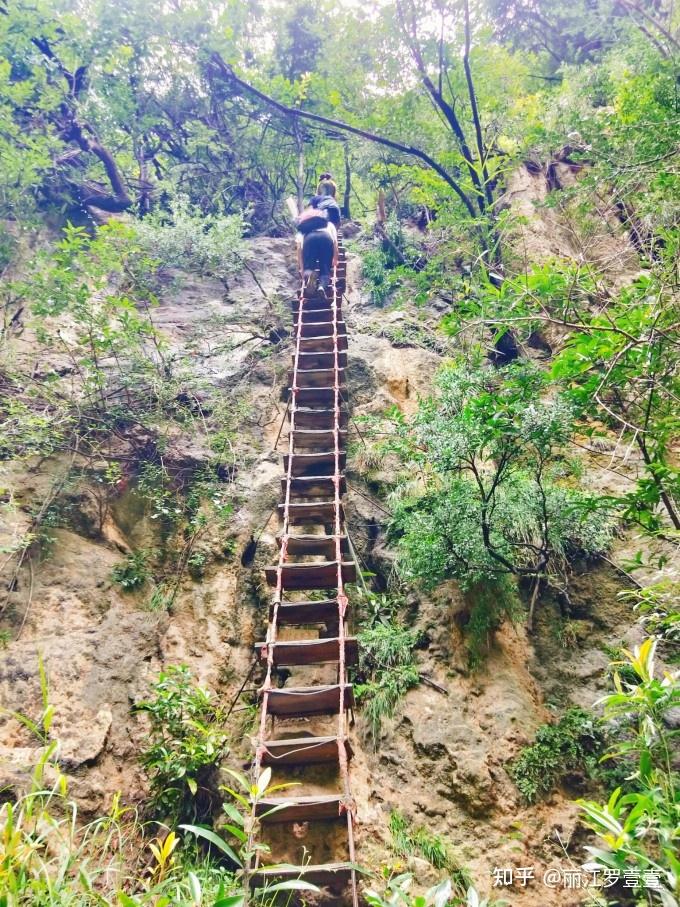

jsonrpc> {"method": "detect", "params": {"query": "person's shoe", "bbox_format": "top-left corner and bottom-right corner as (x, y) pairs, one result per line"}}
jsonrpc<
(303, 271), (318, 297)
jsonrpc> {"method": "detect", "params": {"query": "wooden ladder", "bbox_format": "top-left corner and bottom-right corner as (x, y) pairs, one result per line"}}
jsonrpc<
(251, 241), (358, 905)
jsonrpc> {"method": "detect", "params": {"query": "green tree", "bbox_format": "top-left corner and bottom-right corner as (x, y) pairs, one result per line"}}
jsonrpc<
(388, 361), (615, 628)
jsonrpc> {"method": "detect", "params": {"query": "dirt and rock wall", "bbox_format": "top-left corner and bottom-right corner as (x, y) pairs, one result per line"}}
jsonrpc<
(0, 185), (655, 905)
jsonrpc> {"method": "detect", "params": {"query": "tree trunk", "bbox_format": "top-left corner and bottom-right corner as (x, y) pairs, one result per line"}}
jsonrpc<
(67, 123), (133, 211)
(343, 142), (351, 219)
(295, 121), (305, 211)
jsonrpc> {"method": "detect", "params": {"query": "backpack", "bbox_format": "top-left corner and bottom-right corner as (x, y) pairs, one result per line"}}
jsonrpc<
(297, 206), (328, 234)
(318, 197), (341, 226)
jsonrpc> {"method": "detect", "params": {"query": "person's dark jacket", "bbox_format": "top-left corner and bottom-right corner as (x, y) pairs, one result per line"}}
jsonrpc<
(310, 194), (341, 227)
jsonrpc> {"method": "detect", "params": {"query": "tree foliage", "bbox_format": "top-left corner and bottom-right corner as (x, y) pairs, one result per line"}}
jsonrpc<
(388, 362), (615, 625)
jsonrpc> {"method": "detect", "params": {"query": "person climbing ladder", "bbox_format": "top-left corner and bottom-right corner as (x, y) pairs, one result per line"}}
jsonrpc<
(296, 172), (340, 297)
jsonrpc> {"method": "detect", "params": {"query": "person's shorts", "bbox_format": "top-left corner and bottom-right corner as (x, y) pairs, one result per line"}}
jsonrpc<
(302, 230), (334, 272)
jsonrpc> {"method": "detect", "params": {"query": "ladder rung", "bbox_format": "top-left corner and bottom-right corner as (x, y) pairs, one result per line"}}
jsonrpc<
(278, 500), (344, 524)
(291, 367), (346, 389)
(294, 306), (334, 324)
(291, 387), (346, 407)
(283, 451), (346, 476)
(264, 561), (356, 590)
(254, 637), (358, 666)
(294, 320), (347, 338)
(282, 475), (347, 497)
(292, 294), (335, 312)
(295, 351), (348, 369)
(263, 684), (354, 716)
(290, 429), (347, 451)
(250, 862), (354, 890)
(256, 794), (346, 823)
(299, 334), (348, 353)
(271, 598), (341, 626)
(276, 533), (349, 556)
(258, 735), (352, 766)
(292, 408), (348, 430)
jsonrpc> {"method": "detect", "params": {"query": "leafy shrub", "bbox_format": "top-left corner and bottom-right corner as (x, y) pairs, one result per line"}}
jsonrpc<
(508, 707), (606, 803)
(362, 248), (406, 305)
(136, 665), (228, 822)
(111, 550), (152, 590)
(364, 873), (495, 907)
(0, 224), (17, 270)
(355, 619), (420, 746)
(137, 462), (182, 524)
(134, 194), (246, 281)
(387, 361), (616, 630)
(182, 765), (325, 900)
(187, 549), (208, 579)
(619, 581), (680, 661)
(0, 670), (237, 903)
(578, 640), (680, 904)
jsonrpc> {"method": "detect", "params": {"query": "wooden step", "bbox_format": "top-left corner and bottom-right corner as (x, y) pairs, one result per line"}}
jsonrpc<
(299, 334), (348, 354)
(283, 451), (346, 476)
(263, 683), (354, 716)
(294, 306), (334, 324)
(301, 283), (332, 302)
(294, 320), (347, 338)
(250, 862), (353, 891)
(276, 533), (349, 556)
(259, 735), (352, 766)
(292, 408), (348, 430)
(256, 794), (346, 823)
(291, 367), (346, 390)
(254, 636), (358, 666)
(281, 475), (347, 497)
(292, 294), (335, 312)
(264, 561), (356, 590)
(290, 429), (347, 451)
(278, 500), (344, 524)
(291, 387), (346, 407)
(271, 598), (341, 626)
(295, 351), (348, 369)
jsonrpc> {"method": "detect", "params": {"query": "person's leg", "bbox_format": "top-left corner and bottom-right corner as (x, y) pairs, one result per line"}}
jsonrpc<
(318, 262), (331, 292)
(302, 232), (333, 295)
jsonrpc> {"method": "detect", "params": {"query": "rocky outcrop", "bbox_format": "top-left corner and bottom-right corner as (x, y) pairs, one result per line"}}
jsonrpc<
(0, 228), (642, 904)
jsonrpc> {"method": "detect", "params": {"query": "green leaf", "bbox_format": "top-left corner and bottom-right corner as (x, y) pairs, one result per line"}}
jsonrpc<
(188, 871), (202, 905)
(179, 824), (242, 867)
(222, 801), (244, 825)
(259, 881), (321, 894)
(221, 824), (248, 842)
(256, 766), (272, 796)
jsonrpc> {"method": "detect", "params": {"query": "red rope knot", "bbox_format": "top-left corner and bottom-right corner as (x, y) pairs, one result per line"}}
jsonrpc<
(338, 593), (349, 617)
(259, 644), (268, 661)
(339, 796), (356, 816)
(255, 744), (267, 762)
